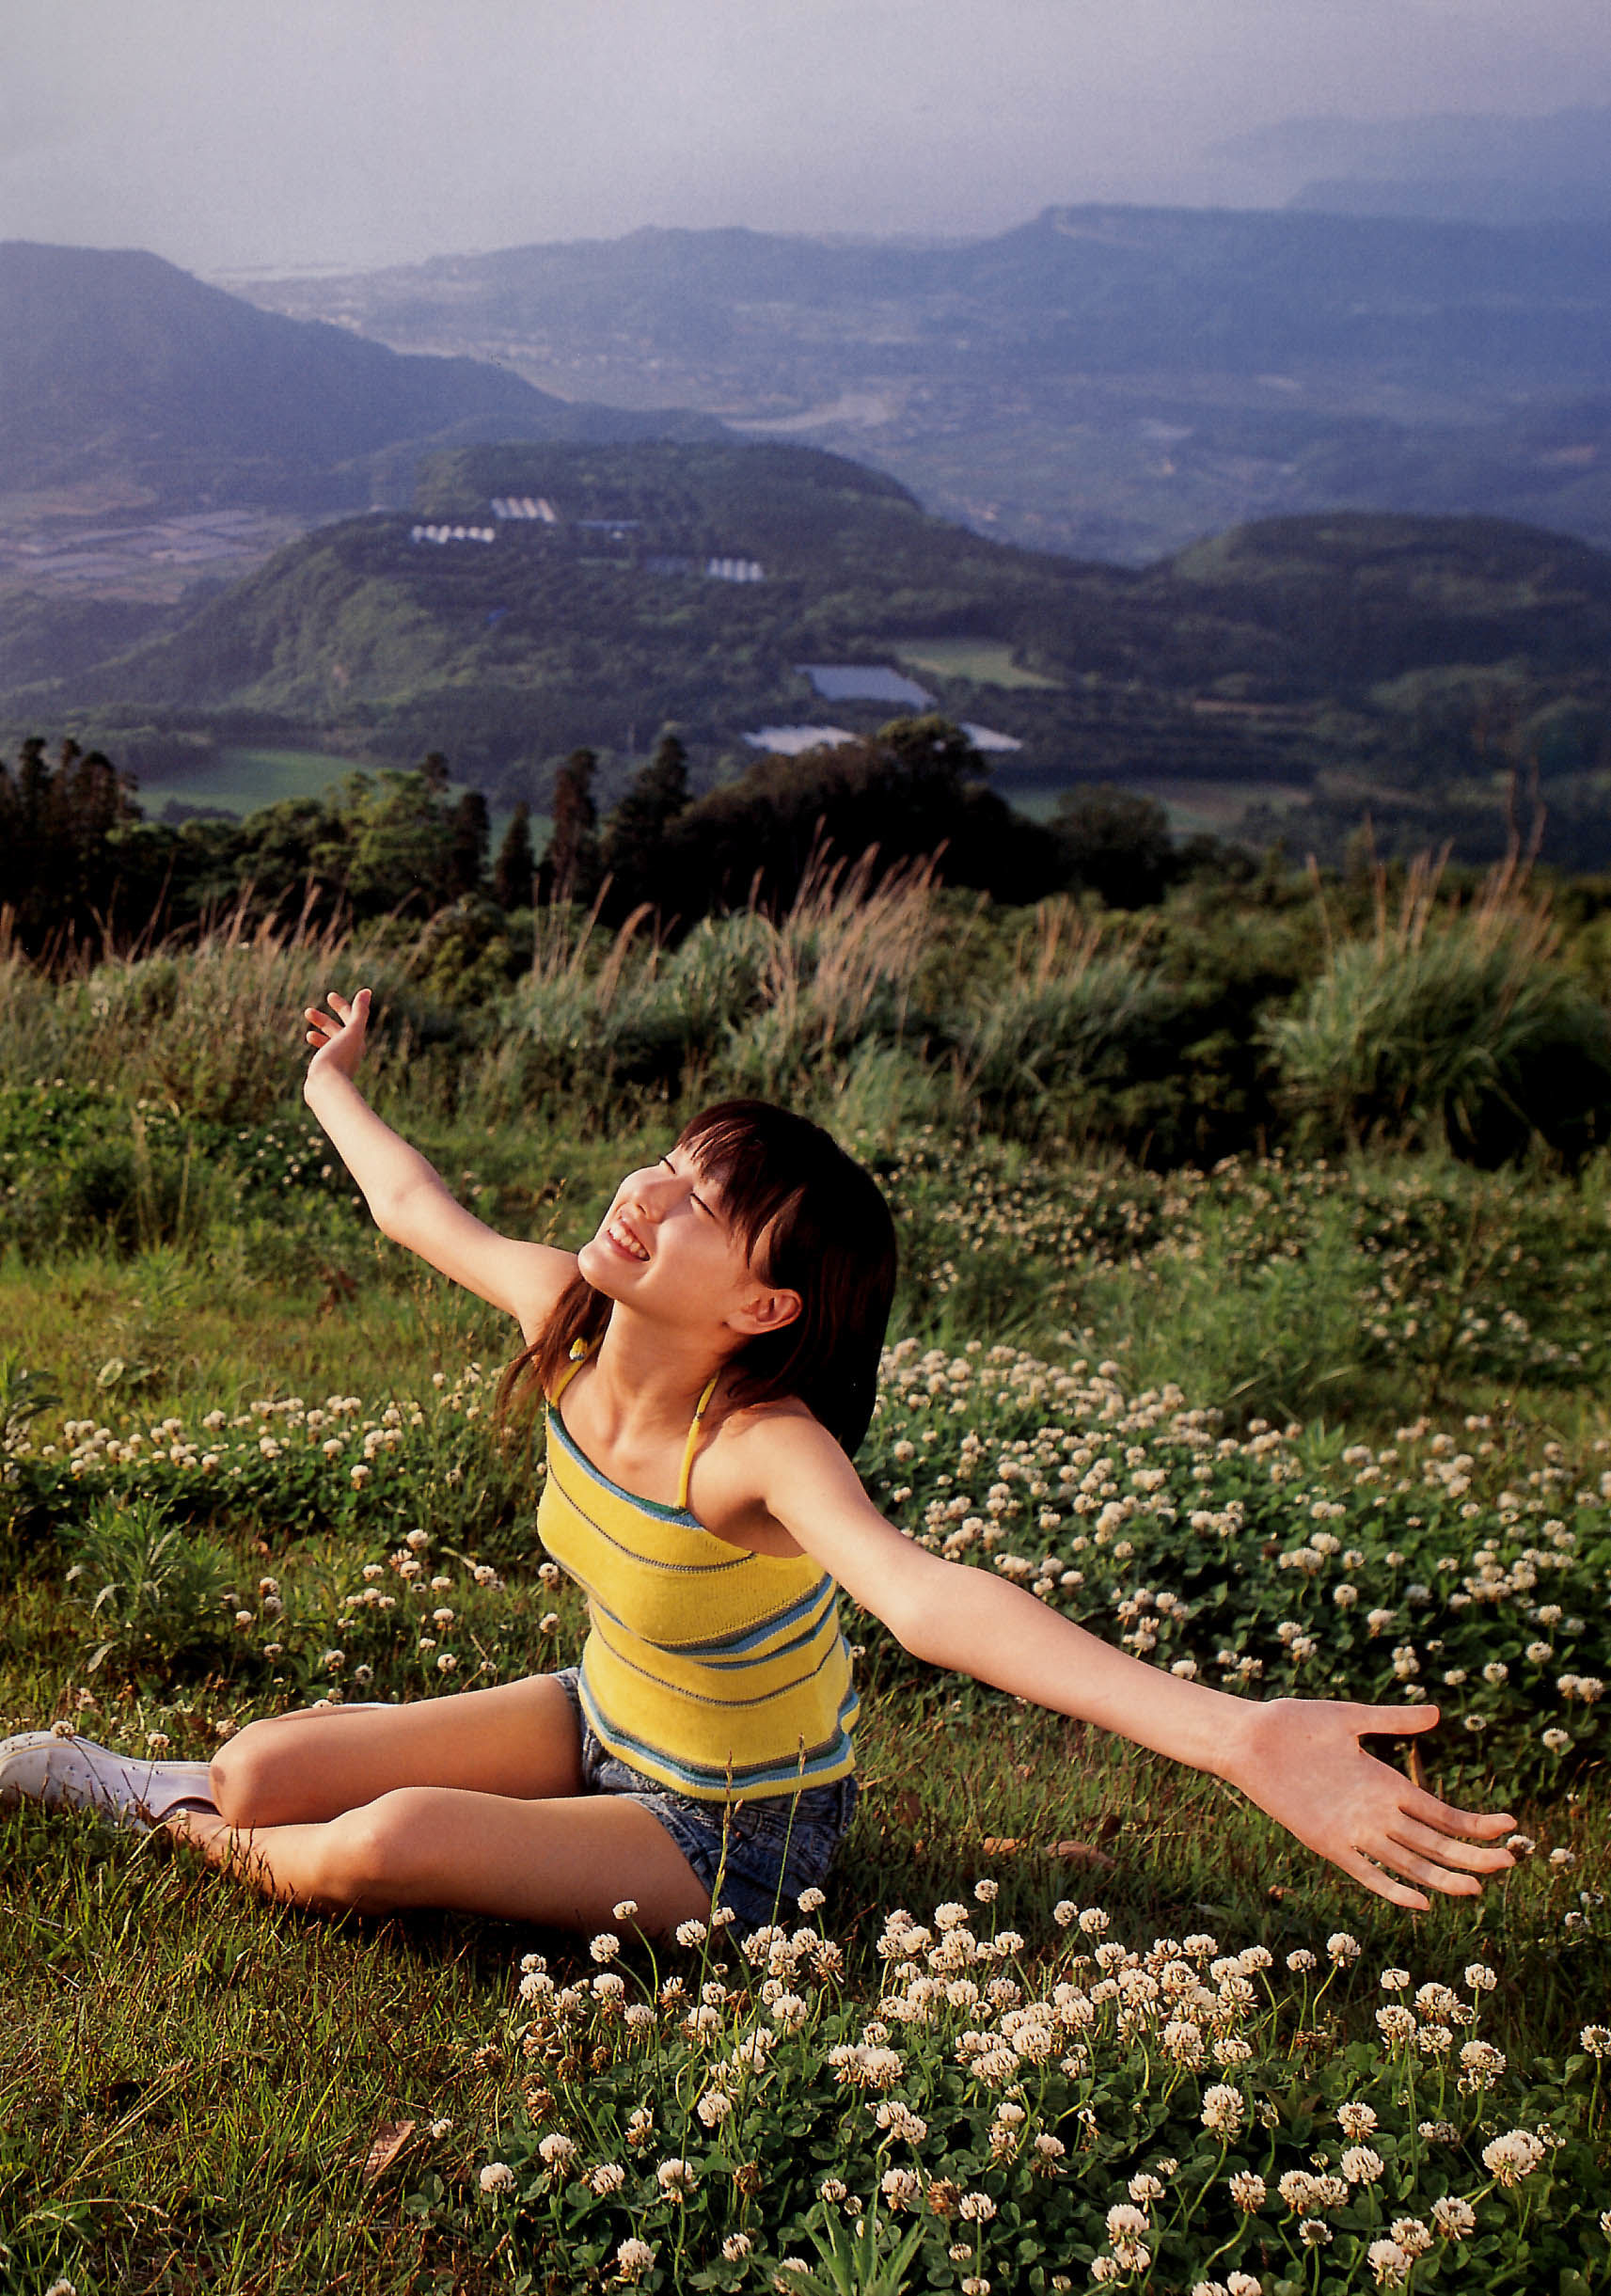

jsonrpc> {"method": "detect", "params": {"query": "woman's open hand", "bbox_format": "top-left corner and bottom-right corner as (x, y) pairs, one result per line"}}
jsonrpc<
(304, 988), (371, 1084)
(1226, 1696), (1516, 1911)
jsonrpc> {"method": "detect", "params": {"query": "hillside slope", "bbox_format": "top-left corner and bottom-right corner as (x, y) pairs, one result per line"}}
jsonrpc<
(19, 447), (1611, 871)
(0, 243), (723, 511)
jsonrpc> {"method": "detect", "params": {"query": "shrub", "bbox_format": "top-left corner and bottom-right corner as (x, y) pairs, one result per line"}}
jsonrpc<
(1266, 858), (1611, 1164)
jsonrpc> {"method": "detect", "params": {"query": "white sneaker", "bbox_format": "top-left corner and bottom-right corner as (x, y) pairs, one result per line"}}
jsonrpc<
(0, 1729), (217, 1831)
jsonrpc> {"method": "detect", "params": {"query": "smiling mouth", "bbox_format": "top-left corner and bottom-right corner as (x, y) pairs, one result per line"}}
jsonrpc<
(604, 1215), (650, 1261)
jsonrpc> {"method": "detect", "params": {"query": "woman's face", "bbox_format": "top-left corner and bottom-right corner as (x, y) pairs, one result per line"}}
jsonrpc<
(576, 1145), (775, 1330)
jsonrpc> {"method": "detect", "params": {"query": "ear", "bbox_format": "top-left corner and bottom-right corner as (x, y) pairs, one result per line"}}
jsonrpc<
(726, 1285), (802, 1338)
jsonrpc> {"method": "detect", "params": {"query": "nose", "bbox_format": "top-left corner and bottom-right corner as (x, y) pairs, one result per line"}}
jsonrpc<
(624, 1166), (681, 1219)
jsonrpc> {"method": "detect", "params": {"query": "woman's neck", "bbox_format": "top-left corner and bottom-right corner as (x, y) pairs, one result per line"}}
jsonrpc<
(584, 1307), (734, 1443)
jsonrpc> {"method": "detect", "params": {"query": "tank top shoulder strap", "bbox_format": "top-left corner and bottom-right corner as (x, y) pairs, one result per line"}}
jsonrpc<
(676, 1371), (721, 1512)
(549, 1336), (595, 1407)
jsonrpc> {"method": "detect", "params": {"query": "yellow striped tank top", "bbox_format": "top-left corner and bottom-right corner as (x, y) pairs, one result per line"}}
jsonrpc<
(536, 1346), (858, 1802)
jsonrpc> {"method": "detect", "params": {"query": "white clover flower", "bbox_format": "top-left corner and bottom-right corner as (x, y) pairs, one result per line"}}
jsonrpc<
(1379, 1966), (1410, 1991)
(590, 1933), (621, 1964)
(1582, 2025), (1611, 2057)
(1465, 1962), (1497, 1992)
(1336, 2101), (1378, 2138)
(478, 2161), (515, 2194)
(879, 2165), (921, 2210)
(1228, 2169), (1266, 2210)
(1481, 2130), (1547, 2186)
(797, 1886), (827, 1913)
(611, 1898), (639, 1922)
(1342, 2146), (1385, 2184)
(536, 2132), (577, 2172)
(1078, 1906), (1110, 1935)
(1225, 2277), (1262, 2296)
(722, 2233), (753, 2261)
(1201, 2085), (1245, 2136)
(973, 1878), (999, 1903)
(1326, 1932), (1361, 1964)
(674, 1917), (707, 1947)
(1286, 1948), (1317, 1974)
(614, 2237), (655, 2282)
(429, 2117), (452, 2139)
(588, 2161), (626, 2194)
(1366, 2239), (1411, 2288)
(655, 2157), (697, 2198)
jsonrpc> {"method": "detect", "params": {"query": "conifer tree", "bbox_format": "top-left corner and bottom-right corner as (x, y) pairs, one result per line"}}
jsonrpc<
(492, 801), (537, 910)
(540, 748), (602, 907)
(450, 787), (490, 898)
(602, 731), (689, 911)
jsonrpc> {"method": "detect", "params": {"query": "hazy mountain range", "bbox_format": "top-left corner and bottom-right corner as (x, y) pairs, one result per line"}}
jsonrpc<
(223, 202), (1611, 565)
(1216, 105), (1611, 227)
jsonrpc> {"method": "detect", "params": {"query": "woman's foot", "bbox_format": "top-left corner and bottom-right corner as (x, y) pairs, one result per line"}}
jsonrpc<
(0, 1728), (216, 1831)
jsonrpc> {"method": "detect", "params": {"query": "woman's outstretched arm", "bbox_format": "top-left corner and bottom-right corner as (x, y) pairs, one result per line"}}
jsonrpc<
(750, 1414), (1516, 1913)
(302, 988), (575, 1338)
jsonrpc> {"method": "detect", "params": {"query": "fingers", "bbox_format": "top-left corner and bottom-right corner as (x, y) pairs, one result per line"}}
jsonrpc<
(1385, 1814), (1514, 1877)
(1401, 1787), (1516, 1837)
(1350, 1702), (1441, 1735)
(1335, 1845), (1431, 1914)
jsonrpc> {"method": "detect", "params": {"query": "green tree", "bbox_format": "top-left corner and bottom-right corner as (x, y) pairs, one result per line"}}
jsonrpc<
(1052, 784), (1177, 909)
(492, 801), (537, 910)
(450, 787), (490, 899)
(602, 732), (689, 913)
(540, 748), (603, 908)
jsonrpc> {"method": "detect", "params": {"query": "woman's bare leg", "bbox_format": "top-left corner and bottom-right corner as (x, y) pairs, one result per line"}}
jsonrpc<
(169, 1785), (713, 1931)
(210, 1674), (585, 1829)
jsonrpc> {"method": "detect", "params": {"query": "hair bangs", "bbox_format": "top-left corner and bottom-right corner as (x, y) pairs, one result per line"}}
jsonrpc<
(675, 1103), (808, 1276)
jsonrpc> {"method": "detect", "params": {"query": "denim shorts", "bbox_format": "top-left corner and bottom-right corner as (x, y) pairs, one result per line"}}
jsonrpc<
(549, 1667), (859, 1929)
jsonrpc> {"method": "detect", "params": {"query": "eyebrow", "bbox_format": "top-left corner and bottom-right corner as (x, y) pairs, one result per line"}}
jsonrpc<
(662, 1149), (722, 1218)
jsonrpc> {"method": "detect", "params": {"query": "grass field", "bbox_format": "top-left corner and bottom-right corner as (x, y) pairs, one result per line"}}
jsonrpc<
(134, 747), (367, 821)
(894, 641), (1064, 691)
(2, 895), (1609, 2291)
(3, 1093), (1608, 2291)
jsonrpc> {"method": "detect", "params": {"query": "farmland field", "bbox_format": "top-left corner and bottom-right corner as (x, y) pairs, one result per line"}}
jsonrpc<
(895, 641), (1065, 691)
(134, 745), (368, 820)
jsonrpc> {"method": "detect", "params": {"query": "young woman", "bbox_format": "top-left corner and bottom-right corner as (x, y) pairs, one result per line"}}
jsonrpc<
(4, 988), (1516, 1933)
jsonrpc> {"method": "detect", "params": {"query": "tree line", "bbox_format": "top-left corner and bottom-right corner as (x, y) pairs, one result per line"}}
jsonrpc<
(0, 718), (1233, 963)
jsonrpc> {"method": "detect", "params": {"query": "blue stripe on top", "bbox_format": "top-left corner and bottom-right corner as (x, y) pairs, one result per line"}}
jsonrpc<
(536, 1372), (858, 1804)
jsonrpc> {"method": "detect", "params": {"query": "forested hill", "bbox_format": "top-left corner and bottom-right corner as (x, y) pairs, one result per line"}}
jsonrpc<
(0, 243), (724, 511)
(20, 440), (1611, 860)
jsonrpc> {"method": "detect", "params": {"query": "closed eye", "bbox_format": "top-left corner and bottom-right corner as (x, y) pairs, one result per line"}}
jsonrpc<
(662, 1152), (716, 1218)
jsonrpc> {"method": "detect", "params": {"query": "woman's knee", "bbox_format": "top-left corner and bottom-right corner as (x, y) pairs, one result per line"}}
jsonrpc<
(313, 1789), (436, 1910)
(210, 1716), (308, 1827)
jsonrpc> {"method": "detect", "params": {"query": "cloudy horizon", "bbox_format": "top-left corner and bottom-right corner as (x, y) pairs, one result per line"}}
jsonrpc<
(4, 0), (1611, 277)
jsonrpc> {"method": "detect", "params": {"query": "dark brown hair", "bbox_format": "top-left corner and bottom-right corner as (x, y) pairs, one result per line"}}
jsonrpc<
(498, 1100), (897, 1456)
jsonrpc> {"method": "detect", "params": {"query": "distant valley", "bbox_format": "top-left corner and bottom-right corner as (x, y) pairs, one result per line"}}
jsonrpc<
(224, 204), (1611, 566)
(6, 232), (1611, 875)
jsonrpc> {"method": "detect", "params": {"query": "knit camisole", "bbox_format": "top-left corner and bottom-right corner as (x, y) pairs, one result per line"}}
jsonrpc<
(536, 1346), (859, 1802)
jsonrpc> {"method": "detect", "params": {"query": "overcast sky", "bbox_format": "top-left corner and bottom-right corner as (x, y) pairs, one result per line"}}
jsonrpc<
(5, 0), (1611, 276)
